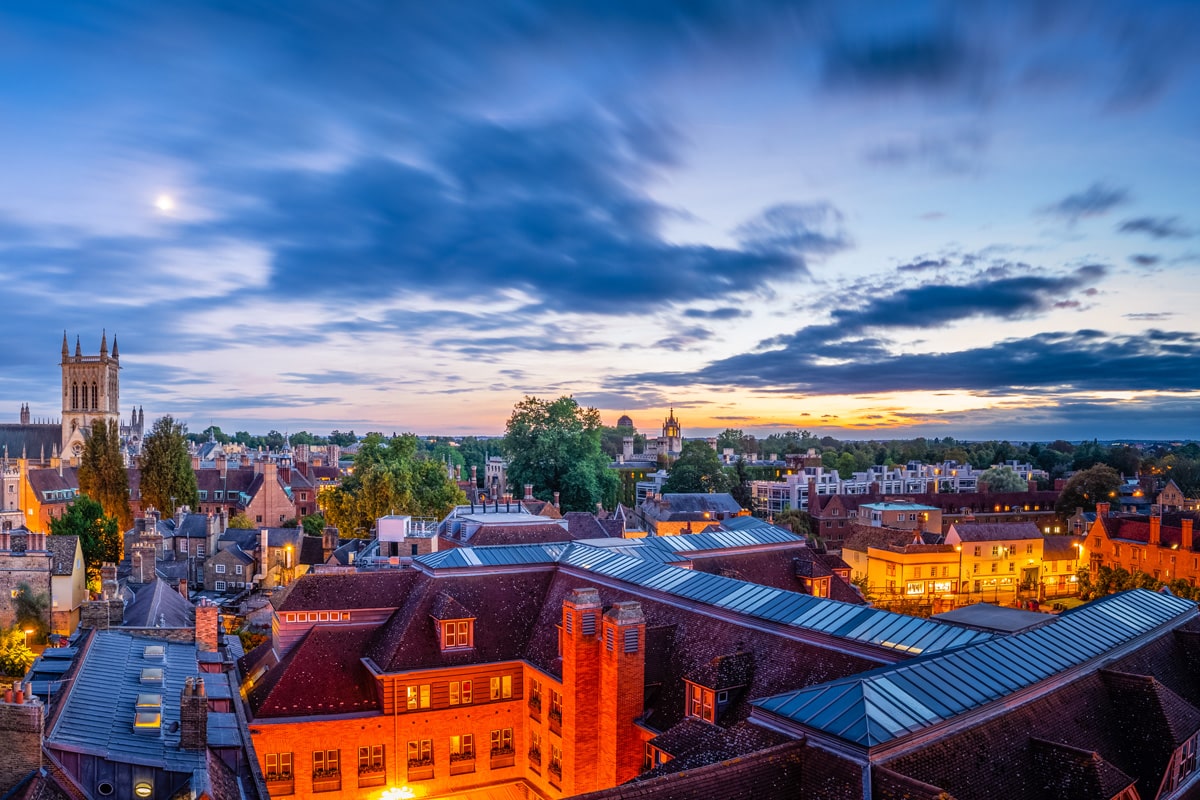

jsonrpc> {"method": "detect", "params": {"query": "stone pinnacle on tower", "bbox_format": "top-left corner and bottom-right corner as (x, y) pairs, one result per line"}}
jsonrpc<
(61, 331), (68, 359)
(100, 329), (108, 357)
(75, 335), (82, 358)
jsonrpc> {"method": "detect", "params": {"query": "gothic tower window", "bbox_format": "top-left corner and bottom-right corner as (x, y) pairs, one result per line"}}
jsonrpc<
(71, 383), (78, 410)
(92, 382), (98, 409)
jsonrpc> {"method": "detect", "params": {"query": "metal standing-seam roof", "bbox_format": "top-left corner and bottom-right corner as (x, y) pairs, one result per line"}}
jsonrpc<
(416, 536), (990, 656)
(752, 589), (1197, 748)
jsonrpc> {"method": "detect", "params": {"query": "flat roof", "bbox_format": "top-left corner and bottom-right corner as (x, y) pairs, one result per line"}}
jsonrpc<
(931, 603), (1052, 633)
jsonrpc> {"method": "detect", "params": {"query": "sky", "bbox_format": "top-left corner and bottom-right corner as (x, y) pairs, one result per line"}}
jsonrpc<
(1, 0), (1198, 441)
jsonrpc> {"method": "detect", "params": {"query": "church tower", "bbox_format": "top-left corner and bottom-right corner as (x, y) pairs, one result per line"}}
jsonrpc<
(662, 408), (682, 456)
(61, 331), (120, 462)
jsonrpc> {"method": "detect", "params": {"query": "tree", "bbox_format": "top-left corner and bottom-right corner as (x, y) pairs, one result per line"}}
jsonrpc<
(228, 513), (255, 529)
(501, 397), (618, 512)
(289, 431), (321, 447)
(774, 508), (813, 537)
(327, 430), (358, 447)
(321, 433), (467, 535)
(715, 429), (745, 454)
(49, 496), (122, 588)
(10, 583), (49, 643)
(301, 513), (327, 537)
(0, 628), (35, 677)
(977, 466), (1028, 493)
(264, 430), (286, 450)
(77, 418), (133, 531)
(729, 457), (754, 511)
(662, 441), (731, 494)
(140, 416), (199, 513)
(1055, 464), (1122, 515)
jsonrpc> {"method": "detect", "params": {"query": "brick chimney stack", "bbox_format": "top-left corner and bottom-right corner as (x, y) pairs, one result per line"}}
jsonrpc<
(1183, 519), (1194, 552)
(1150, 516), (1162, 547)
(323, 526), (338, 562)
(180, 677), (208, 751)
(1096, 502), (1110, 518)
(561, 588), (602, 794)
(524, 484), (534, 501)
(598, 601), (646, 788)
(0, 692), (43, 795)
(195, 598), (219, 652)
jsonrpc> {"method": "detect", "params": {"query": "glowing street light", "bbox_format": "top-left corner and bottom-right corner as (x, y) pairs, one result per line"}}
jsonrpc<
(23, 628), (33, 647)
(381, 788), (415, 800)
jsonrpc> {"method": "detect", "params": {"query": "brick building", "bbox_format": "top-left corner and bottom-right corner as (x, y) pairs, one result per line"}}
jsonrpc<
(1083, 502), (1200, 586)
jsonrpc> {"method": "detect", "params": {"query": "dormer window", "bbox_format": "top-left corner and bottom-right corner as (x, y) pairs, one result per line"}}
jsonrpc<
(685, 682), (715, 724)
(442, 619), (473, 650)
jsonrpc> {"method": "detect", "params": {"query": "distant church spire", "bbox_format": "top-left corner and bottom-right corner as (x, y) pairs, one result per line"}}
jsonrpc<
(74, 335), (81, 358)
(100, 329), (108, 357)
(61, 331), (68, 359)
(112, 335), (119, 359)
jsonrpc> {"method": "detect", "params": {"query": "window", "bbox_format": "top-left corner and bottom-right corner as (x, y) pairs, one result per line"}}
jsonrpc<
(490, 728), (513, 754)
(236, 564), (243, 575)
(197, 545), (205, 557)
(256, 515), (263, 523)
(490, 675), (512, 700)
(264, 752), (293, 783)
(407, 739), (432, 766)
(529, 678), (542, 710)
(450, 680), (472, 705)
(549, 745), (563, 778)
(443, 620), (473, 649)
(407, 684), (430, 710)
(549, 690), (562, 722)
(686, 683), (715, 723)
(215, 564), (226, 574)
(886, 563), (896, 576)
(1026, 543), (1034, 554)
(990, 563), (998, 574)
(358, 745), (384, 774)
(215, 581), (226, 591)
(312, 749), (339, 776)
(942, 566), (949, 577)
(973, 545), (981, 556)
(913, 567), (921, 579)
(991, 545), (1000, 557)
(1113, 544), (1122, 557)
(530, 731), (542, 764)
(179, 540), (189, 554)
(450, 734), (474, 760)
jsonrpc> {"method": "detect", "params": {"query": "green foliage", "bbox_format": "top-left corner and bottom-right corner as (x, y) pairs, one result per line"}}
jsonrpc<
(237, 627), (269, 652)
(49, 496), (121, 588)
(663, 441), (731, 495)
(977, 466), (1028, 493)
(327, 430), (358, 447)
(280, 518), (298, 528)
(729, 456), (754, 511)
(288, 431), (320, 447)
(0, 628), (35, 677)
(1055, 464), (1122, 515)
(301, 513), (327, 537)
(774, 508), (813, 537)
(321, 433), (467, 535)
(77, 418), (133, 531)
(10, 583), (49, 643)
(1077, 564), (1200, 602)
(140, 416), (199, 513)
(502, 396), (618, 512)
(228, 513), (255, 529)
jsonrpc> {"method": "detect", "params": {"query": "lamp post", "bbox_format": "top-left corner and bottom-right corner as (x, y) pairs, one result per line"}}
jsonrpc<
(954, 545), (964, 607)
(23, 628), (33, 648)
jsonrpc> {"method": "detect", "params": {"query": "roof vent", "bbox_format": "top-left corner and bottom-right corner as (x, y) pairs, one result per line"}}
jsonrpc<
(143, 644), (165, 661)
(133, 693), (162, 734)
(140, 667), (164, 684)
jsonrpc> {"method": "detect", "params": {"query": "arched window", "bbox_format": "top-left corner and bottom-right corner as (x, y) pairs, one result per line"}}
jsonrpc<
(92, 382), (98, 409)
(71, 383), (78, 409)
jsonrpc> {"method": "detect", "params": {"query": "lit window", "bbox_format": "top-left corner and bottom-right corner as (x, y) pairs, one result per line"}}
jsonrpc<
(312, 749), (339, 777)
(265, 752), (293, 780)
(407, 739), (432, 766)
(490, 675), (512, 700)
(358, 745), (384, 774)
(450, 734), (474, 760)
(450, 680), (472, 705)
(442, 619), (473, 650)
(686, 682), (715, 723)
(490, 728), (513, 754)
(407, 684), (430, 710)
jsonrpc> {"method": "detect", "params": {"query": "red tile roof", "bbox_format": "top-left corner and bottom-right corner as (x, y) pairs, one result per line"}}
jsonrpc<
(274, 570), (420, 611)
(248, 625), (379, 716)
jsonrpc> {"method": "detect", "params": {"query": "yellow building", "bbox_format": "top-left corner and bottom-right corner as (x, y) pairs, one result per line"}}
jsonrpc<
(945, 521), (1045, 606)
(843, 525), (960, 612)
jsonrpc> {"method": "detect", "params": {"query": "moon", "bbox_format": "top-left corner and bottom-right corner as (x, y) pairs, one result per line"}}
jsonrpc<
(155, 194), (175, 212)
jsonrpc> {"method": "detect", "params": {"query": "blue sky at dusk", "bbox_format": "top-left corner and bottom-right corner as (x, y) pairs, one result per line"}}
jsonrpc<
(1, 1), (1198, 440)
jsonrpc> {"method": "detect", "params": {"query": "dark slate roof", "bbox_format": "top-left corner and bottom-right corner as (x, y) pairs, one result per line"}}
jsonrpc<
(297, 534), (325, 566)
(168, 513), (209, 539)
(46, 536), (79, 576)
(568, 740), (805, 800)
(429, 591), (474, 621)
(218, 527), (302, 551)
(247, 625), (379, 716)
(330, 538), (368, 565)
(45, 630), (216, 772)
(26, 467), (80, 500)
(447, 523), (577, 548)
(641, 493), (744, 521)
(949, 521), (1044, 542)
(123, 578), (194, 628)
(216, 544), (254, 565)
(1027, 738), (1136, 800)
(931, 603), (1051, 634)
(842, 523), (915, 552)
(685, 650), (755, 690)
(0, 423), (60, 461)
(565, 512), (622, 539)
(1042, 534), (1084, 560)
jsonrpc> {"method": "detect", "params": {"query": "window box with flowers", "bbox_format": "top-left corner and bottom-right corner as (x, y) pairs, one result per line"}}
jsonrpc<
(264, 773), (294, 796)
(407, 758), (435, 782)
(490, 746), (516, 770)
(311, 769), (341, 793)
(547, 760), (562, 783)
(548, 707), (562, 734)
(528, 692), (542, 719)
(449, 751), (476, 775)
(358, 764), (386, 788)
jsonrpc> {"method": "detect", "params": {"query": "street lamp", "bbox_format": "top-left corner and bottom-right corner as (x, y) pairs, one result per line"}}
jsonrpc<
(23, 628), (33, 647)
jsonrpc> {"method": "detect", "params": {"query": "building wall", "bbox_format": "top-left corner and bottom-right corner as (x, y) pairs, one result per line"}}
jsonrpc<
(0, 547), (53, 630)
(243, 463), (297, 526)
(954, 537), (1044, 605)
(50, 539), (86, 635)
